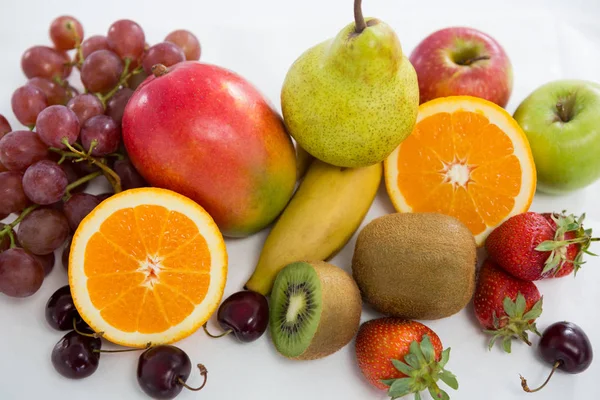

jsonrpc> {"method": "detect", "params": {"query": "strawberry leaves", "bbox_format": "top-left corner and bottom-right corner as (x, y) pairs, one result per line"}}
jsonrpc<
(383, 335), (458, 400)
(536, 211), (599, 276)
(483, 293), (543, 353)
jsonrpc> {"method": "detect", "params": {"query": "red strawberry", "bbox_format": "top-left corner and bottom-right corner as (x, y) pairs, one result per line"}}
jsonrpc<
(485, 211), (597, 281)
(355, 318), (458, 399)
(473, 259), (543, 352)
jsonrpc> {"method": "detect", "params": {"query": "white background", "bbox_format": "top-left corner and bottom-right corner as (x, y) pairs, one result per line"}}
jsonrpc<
(1, 0), (600, 399)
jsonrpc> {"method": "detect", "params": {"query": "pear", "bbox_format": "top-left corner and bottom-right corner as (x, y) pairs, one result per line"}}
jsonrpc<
(281, 0), (419, 168)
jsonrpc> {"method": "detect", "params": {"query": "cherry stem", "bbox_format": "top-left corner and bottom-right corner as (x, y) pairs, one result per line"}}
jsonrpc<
(202, 323), (232, 339)
(179, 364), (208, 392)
(60, 139), (122, 193)
(63, 170), (103, 200)
(73, 318), (104, 339)
(93, 342), (152, 353)
(151, 64), (169, 77)
(520, 360), (561, 393)
(354, 0), (367, 34)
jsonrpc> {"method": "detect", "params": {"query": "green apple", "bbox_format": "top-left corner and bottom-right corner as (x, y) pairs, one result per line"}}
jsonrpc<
(513, 80), (600, 194)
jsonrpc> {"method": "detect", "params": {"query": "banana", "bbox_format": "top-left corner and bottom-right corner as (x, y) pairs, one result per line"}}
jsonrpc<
(244, 159), (382, 295)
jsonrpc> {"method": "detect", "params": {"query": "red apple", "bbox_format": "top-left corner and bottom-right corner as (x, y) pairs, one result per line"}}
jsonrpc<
(409, 27), (513, 107)
(122, 62), (297, 238)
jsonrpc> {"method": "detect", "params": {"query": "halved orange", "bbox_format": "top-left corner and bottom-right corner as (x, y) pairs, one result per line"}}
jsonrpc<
(384, 96), (536, 245)
(69, 188), (228, 347)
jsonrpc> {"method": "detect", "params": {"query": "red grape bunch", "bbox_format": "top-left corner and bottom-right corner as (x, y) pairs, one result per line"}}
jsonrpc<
(0, 15), (202, 301)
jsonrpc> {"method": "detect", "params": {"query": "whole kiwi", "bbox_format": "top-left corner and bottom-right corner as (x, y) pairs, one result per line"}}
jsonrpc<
(352, 213), (477, 320)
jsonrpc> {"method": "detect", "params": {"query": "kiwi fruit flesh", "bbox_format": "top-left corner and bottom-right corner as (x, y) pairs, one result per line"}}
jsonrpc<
(352, 212), (476, 320)
(269, 261), (362, 360)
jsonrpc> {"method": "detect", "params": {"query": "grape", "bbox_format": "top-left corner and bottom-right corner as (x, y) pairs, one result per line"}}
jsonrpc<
(67, 94), (104, 125)
(107, 19), (145, 60)
(50, 16), (84, 51)
(80, 115), (120, 156)
(36, 105), (80, 148)
(63, 193), (100, 231)
(11, 85), (48, 127)
(0, 172), (29, 216)
(61, 236), (72, 272)
(105, 88), (133, 124)
(21, 46), (71, 80)
(17, 208), (70, 255)
(22, 160), (68, 205)
(0, 223), (13, 252)
(0, 114), (11, 137)
(142, 42), (185, 75)
(114, 159), (147, 190)
(70, 160), (99, 178)
(0, 130), (49, 171)
(34, 252), (55, 276)
(82, 35), (110, 58)
(165, 30), (201, 61)
(61, 162), (88, 193)
(28, 77), (69, 106)
(127, 70), (148, 90)
(95, 193), (113, 202)
(0, 248), (44, 297)
(80, 50), (124, 94)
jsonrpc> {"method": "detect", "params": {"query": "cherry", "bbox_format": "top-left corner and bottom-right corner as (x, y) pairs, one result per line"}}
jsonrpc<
(203, 290), (269, 343)
(137, 345), (207, 399)
(520, 321), (593, 392)
(45, 285), (85, 331)
(51, 330), (101, 379)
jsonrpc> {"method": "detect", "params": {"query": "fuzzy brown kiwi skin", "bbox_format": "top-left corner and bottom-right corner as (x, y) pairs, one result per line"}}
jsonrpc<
(351, 213), (477, 320)
(291, 261), (362, 361)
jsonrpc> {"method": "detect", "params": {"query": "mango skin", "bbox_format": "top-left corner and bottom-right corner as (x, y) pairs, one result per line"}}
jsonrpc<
(122, 61), (297, 237)
(281, 18), (419, 168)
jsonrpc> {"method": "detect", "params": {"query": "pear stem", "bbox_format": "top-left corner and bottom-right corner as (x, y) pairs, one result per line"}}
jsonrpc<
(354, 0), (367, 34)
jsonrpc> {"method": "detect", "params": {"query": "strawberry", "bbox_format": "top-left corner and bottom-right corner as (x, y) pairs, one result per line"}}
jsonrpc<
(485, 211), (598, 281)
(355, 318), (458, 400)
(473, 259), (543, 352)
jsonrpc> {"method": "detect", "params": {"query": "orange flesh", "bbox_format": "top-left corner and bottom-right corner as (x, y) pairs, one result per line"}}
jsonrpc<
(396, 111), (522, 235)
(84, 205), (212, 333)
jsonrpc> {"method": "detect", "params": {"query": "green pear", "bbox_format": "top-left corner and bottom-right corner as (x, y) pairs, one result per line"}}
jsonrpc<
(281, 0), (419, 168)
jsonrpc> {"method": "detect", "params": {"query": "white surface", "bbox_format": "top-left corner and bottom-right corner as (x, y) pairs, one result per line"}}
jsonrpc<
(1, 0), (600, 399)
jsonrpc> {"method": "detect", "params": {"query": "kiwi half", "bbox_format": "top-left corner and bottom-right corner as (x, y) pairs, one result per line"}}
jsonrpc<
(269, 261), (362, 360)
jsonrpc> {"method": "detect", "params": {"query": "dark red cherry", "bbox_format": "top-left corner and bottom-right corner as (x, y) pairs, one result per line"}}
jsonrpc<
(520, 321), (593, 392)
(207, 290), (269, 342)
(51, 330), (101, 379)
(45, 285), (85, 331)
(137, 345), (207, 399)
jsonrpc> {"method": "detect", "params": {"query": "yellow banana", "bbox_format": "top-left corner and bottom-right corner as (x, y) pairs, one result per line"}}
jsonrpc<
(244, 159), (382, 295)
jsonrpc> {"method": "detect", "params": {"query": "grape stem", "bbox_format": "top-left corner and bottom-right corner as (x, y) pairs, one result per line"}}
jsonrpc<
(7, 230), (16, 249)
(0, 204), (40, 243)
(67, 21), (85, 69)
(57, 139), (122, 194)
(178, 364), (208, 392)
(202, 323), (233, 339)
(97, 59), (143, 106)
(63, 170), (103, 201)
